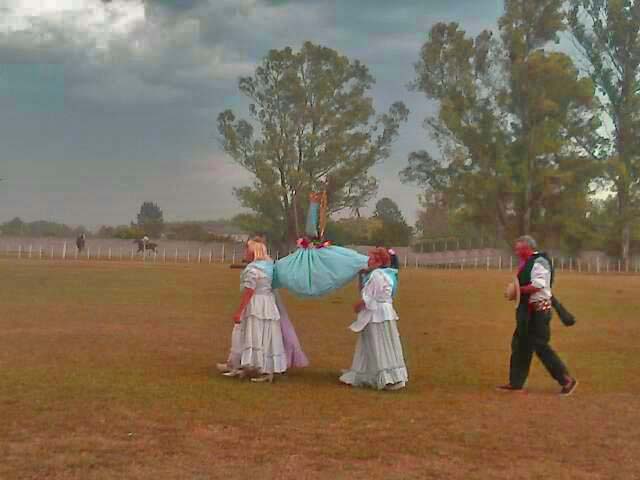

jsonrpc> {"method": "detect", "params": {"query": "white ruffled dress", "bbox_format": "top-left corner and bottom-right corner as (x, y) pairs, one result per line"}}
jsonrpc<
(235, 263), (287, 375)
(340, 269), (408, 390)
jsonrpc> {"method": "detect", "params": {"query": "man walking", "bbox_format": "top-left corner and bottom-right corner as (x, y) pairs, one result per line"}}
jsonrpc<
(498, 235), (578, 396)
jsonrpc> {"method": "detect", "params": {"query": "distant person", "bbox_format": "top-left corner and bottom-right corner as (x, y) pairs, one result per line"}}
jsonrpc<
(76, 234), (86, 252)
(498, 235), (578, 396)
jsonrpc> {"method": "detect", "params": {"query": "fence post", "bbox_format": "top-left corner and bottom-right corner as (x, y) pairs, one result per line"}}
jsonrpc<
(404, 254), (408, 268)
(28, 245), (32, 259)
(108, 248), (112, 260)
(131, 248), (134, 260)
(154, 251), (157, 263)
(119, 248), (123, 261)
(198, 248), (202, 264)
(50, 246), (54, 259)
(499, 256), (502, 271)
(62, 242), (67, 260)
(509, 256), (513, 271)
(187, 250), (190, 263)
(18, 245), (22, 259)
(461, 258), (465, 270)
(578, 259), (581, 273)
(221, 244), (226, 263)
(232, 248), (236, 264)
(415, 255), (418, 268)
(98, 247), (102, 260)
(618, 259), (622, 273)
(39, 246), (43, 259)
(209, 250), (212, 264)
(596, 256), (600, 274)
(561, 258), (564, 272)
(175, 248), (178, 263)
(486, 256), (490, 271)
(163, 249), (166, 263)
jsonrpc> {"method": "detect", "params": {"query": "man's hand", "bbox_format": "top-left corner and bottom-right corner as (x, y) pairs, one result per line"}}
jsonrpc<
(504, 282), (517, 301)
(353, 300), (365, 313)
(232, 312), (242, 324)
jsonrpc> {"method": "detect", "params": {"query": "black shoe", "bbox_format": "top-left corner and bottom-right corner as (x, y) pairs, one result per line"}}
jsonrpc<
(495, 384), (526, 393)
(560, 378), (578, 396)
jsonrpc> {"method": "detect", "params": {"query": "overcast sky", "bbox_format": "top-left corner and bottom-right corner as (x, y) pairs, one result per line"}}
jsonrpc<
(0, 0), (503, 228)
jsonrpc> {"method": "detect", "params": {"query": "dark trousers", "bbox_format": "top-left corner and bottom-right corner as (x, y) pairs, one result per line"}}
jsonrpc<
(509, 303), (569, 388)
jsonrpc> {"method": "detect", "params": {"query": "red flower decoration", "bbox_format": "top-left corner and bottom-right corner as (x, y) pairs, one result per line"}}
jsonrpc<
(296, 237), (331, 249)
(296, 237), (311, 249)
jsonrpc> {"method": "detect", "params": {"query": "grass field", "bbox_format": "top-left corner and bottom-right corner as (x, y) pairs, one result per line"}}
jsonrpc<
(1, 259), (639, 480)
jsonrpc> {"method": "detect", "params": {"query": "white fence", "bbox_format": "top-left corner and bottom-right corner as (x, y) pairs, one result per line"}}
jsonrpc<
(399, 255), (640, 274)
(0, 238), (243, 265)
(2, 238), (639, 273)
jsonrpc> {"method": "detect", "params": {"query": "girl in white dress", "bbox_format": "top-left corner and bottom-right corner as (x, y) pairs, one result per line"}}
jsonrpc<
(340, 247), (408, 391)
(229, 240), (287, 383)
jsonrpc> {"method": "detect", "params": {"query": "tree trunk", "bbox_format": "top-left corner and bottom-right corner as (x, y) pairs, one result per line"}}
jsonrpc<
(622, 221), (631, 266)
(617, 186), (630, 264)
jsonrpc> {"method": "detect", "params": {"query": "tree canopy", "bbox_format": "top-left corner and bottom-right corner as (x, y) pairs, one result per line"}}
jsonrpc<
(218, 41), (408, 249)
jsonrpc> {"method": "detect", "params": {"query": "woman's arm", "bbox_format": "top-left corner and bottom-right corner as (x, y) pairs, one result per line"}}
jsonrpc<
(232, 288), (255, 323)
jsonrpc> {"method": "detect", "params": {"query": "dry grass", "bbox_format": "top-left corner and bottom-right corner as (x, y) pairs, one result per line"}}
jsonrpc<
(1, 259), (639, 480)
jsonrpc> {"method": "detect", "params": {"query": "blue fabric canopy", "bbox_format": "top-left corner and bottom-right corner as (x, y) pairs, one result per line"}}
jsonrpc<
(273, 245), (368, 297)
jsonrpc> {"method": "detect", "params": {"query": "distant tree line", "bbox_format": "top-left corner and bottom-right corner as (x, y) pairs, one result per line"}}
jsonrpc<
(0, 217), (87, 237)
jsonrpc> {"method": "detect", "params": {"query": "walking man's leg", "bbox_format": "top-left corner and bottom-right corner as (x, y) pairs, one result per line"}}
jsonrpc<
(530, 310), (578, 395)
(500, 305), (533, 391)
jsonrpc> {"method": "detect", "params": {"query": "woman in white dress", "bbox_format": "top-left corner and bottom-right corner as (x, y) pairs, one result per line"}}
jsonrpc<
(340, 247), (408, 391)
(228, 240), (287, 383)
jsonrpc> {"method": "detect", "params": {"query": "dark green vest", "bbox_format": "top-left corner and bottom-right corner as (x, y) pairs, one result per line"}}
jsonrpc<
(517, 252), (554, 303)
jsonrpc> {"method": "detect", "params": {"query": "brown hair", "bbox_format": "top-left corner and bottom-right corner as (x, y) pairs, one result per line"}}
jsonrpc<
(369, 247), (391, 268)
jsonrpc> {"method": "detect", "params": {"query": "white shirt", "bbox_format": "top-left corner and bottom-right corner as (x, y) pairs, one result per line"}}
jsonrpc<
(349, 269), (399, 332)
(529, 255), (552, 303)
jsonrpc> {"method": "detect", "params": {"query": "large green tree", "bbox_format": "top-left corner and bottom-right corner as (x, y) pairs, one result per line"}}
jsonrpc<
(218, 41), (408, 249)
(136, 202), (164, 238)
(402, 1), (599, 251)
(371, 197), (412, 246)
(568, 0), (640, 262)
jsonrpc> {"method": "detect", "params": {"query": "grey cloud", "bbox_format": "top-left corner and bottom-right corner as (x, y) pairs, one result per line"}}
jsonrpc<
(0, 0), (502, 227)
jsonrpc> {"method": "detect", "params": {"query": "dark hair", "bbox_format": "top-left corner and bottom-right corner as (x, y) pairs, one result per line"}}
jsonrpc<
(390, 253), (399, 269)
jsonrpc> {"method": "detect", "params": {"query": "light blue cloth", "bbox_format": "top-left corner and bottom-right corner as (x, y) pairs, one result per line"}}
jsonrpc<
(250, 260), (274, 280)
(305, 201), (320, 237)
(273, 245), (369, 297)
(363, 267), (399, 297)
